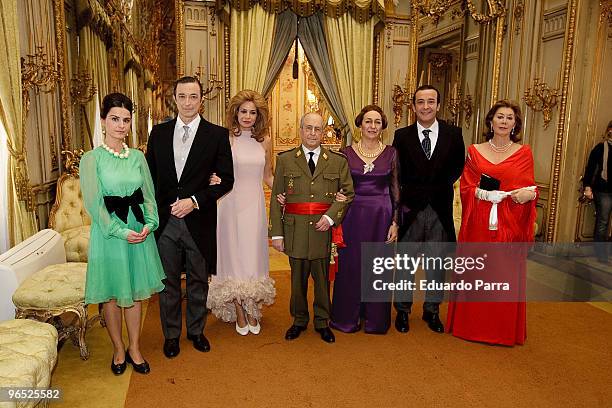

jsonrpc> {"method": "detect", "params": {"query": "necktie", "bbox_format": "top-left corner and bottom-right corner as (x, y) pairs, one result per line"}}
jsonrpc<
(308, 152), (316, 175)
(182, 125), (190, 144)
(422, 129), (431, 160)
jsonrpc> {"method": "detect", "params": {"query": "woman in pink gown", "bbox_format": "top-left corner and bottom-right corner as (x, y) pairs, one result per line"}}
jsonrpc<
(446, 100), (537, 346)
(207, 90), (275, 335)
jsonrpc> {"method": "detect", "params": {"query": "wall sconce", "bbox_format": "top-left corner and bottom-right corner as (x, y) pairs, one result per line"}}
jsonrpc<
(523, 78), (559, 130)
(21, 45), (59, 119)
(194, 66), (223, 102)
(70, 69), (97, 105)
(447, 90), (473, 128)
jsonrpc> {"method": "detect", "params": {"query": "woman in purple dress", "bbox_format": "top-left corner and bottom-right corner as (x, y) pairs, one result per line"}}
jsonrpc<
(330, 105), (400, 334)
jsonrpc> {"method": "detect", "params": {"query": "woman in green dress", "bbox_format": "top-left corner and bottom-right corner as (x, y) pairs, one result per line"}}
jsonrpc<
(80, 93), (165, 375)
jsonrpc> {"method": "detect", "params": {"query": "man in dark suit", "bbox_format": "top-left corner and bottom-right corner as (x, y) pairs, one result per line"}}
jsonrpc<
(392, 84), (465, 333)
(146, 76), (234, 357)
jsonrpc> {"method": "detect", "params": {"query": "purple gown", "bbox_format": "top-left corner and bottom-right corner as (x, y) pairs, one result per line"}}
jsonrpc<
(330, 145), (400, 334)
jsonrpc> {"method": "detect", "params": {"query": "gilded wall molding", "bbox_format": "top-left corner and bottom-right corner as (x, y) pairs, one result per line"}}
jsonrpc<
(464, 36), (479, 60)
(413, 0), (455, 26)
(542, 6), (567, 42)
(545, 0), (578, 243)
(385, 22), (393, 48)
(465, 0), (505, 25)
(419, 22), (463, 43)
(373, 32), (381, 106)
(407, 3), (419, 124)
(490, 10), (506, 103)
(176, 0), (185, 76)
(224, 22), (230, 108)
(514, 0), (525, 35)
(54, 0), (72, 151)
(601, 1), (612, 38)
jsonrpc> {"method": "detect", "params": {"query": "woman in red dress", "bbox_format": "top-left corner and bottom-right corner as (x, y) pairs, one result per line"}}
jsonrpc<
(446, 100), (537, 346)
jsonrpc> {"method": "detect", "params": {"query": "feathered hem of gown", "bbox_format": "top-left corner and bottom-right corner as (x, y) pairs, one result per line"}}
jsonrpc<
(207, 277), (276, 322)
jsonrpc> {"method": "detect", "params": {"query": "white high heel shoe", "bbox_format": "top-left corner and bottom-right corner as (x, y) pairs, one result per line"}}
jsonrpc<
(236, 320), (249, 336)
(247, 315), (261, 335)
(235, 305), (249, 336)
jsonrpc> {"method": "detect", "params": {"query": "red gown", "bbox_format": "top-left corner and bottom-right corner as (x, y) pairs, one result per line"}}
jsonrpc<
(446, 144), (537, 346)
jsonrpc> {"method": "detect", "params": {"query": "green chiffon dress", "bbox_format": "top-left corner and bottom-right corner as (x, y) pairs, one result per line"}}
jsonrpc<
(80, 146), (165, 307)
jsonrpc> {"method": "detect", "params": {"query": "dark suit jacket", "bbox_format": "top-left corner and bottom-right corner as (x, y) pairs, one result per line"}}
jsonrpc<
(392, 120), (465, 241)
(146, 116), (234, 272)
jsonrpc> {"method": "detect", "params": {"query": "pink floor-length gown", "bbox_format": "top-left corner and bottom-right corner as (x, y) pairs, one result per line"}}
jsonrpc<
(207, 130), (275, 321)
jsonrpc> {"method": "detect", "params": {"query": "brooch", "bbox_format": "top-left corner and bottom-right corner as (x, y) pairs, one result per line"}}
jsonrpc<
(363, 163), (375, 174)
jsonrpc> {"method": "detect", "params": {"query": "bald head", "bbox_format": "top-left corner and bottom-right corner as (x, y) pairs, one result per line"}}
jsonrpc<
(300, 112), (325, 150)
(300, 112), (324, 129)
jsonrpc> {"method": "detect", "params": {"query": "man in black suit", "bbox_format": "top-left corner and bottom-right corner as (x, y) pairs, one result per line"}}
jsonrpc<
(392, 84), (465, 333)
(146, 76), (234, 357)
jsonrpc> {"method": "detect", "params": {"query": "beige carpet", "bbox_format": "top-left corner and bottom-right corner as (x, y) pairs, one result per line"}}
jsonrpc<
(49, 250), (612, 407)
(124, 271), (612, 408)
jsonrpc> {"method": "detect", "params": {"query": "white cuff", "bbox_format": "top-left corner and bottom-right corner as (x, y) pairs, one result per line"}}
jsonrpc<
(323, 215), (334, 226)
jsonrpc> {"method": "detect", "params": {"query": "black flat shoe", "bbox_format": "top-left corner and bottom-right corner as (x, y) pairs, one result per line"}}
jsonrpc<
(315, 327), (335, 343)
(422, 311), (444, 333)
(395, 311), (410, 333)
(126, 351), (150, 374)
(285, 325), (307, 340)
(187, 334), (211, 352)
(163, 338), (180, 358)
(111, 358), (127, 375)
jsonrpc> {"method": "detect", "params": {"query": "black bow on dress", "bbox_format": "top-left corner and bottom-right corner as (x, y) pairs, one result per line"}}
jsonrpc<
(103, 188), (145, 225)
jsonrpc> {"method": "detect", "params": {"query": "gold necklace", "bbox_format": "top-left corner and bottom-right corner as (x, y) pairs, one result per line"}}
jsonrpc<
(357, 140), (384, 158)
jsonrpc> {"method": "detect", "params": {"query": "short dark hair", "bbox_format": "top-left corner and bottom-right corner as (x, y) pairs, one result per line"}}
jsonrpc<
(101, 93), (133, 119)
(412, 85), (441, 105)
(354, 104), (388, 129)
(483, 100), (524, 142)
(173, 76), (203, 98)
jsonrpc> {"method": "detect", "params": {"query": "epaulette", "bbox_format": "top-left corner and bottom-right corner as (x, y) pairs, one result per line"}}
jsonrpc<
(277, 147), (297, 156)
(327, 149), (346, 158)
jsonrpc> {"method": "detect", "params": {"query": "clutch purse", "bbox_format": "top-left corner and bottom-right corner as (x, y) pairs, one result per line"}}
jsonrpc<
(479, 173), (500, 191)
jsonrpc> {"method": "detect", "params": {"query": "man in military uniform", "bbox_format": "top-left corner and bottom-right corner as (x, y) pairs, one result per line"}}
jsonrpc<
(269, 112), (354, 343)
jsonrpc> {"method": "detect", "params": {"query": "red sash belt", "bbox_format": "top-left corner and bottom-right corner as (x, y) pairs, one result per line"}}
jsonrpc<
(284, 202), (331, 215)
(284, 202), (345, 281)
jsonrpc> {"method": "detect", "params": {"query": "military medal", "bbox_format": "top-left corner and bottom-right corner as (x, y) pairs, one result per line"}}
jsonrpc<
(287, 177), (295, 194)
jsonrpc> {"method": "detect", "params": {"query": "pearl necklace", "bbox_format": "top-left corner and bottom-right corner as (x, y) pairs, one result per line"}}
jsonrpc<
(357, 140), (384, 158)
(488, 139), (513, 153)
(102, 142), (130, 159)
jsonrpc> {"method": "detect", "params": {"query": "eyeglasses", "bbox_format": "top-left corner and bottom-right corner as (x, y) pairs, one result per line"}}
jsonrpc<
(303, 125), (323, 134)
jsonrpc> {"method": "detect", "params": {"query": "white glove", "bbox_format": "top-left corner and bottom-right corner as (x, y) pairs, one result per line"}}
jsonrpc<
(476, 188), (505, 204)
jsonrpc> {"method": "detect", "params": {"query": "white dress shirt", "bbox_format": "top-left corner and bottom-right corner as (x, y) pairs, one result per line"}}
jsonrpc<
(173, 115), (201, 181)
(417, 119), (440, 156)
(173, 115), (201, 208)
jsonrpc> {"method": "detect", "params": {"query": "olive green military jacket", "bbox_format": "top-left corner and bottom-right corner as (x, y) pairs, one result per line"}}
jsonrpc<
(269, 146), (354, 260)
